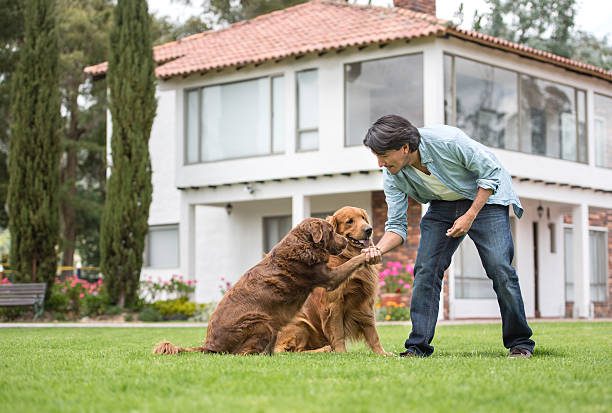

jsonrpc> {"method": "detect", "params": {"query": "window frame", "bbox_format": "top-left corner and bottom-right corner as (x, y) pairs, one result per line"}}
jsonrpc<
(183, 74), (285, 164)
(343, 52), (425, 148)
(444, 53), (588, 164)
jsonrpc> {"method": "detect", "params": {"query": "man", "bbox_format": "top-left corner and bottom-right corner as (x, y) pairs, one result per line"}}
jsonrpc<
(361, 115), (535, 358)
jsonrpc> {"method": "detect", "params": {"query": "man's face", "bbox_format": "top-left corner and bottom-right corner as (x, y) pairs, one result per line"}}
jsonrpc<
(372, 145), (418, 175)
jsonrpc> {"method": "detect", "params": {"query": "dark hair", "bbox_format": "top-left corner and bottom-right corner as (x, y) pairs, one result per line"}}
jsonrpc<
(363, 115), (420, 155)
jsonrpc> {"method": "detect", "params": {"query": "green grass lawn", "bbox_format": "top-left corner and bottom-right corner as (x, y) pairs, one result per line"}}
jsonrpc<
(0, 322), (610, 413)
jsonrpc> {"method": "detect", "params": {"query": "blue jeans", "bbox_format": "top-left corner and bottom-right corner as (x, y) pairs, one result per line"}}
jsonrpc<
(405, 200), (535, 356)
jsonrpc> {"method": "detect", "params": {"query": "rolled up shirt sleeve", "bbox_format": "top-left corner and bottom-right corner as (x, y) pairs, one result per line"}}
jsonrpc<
(449, 134), (502, 195)
(383, 175), (408, 243)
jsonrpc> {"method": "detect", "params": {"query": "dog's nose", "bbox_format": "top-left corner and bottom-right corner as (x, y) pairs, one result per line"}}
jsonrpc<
(364, 226), (372, 237)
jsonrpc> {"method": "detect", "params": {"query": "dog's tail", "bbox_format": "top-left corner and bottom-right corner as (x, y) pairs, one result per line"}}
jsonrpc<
(152, 341), (209, 355)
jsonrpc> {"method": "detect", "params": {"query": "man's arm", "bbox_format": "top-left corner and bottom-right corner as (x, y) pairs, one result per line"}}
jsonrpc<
(361, 231), (403, 264)
(446, 187), (492, 238)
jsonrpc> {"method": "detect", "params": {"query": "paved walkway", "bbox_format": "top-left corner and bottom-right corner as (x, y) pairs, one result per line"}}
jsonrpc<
(1, 317), (609, 328)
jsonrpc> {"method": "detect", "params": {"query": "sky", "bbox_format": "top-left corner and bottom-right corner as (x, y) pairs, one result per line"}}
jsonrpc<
(148, 0), (612, 40)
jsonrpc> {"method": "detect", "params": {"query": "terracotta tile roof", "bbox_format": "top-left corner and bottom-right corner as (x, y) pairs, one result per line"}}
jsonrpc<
(84, 0), (612, 82)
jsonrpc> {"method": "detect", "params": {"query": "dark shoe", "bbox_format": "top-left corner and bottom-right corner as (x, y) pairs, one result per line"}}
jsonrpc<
(509, 347), (532, 358)
(399, 350), (416, 358)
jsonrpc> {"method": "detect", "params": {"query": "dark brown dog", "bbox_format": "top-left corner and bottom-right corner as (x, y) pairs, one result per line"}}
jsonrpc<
(275, 206), (392, 355)
(152, 217), (366, 356)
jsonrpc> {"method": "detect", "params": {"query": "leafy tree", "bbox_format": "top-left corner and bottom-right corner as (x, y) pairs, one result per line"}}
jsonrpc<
(56, 0), (113, 273)
(101, 0), (157, 308)
(8, 0), (61, 291)
(458, 0), (612, 70)
(151, 14), (210, 45)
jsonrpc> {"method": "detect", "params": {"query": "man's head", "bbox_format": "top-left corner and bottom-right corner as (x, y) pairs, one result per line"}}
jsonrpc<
(363, 115), (421, 175)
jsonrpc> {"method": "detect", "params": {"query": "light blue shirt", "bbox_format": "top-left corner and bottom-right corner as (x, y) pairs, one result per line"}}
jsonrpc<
(383, 125), (523, 242)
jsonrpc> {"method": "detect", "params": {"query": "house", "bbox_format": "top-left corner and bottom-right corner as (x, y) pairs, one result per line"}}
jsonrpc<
(86, 0), (612, 319)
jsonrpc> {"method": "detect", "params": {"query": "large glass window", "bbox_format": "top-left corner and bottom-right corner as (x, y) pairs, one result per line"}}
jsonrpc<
(520, 75), (586, 162)
(296, 70), (319, 151)
(594, 93), (612, 168)
(184, 75), (284, 163)
(345, 54), (424, 146)
(444, 55), (587, 163)
(450, 57), (518, 150)
(146, 225), (179, 268)
(563, 228), (608, 303)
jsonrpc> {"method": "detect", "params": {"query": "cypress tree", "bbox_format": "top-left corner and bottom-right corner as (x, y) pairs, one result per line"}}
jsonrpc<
(101, 0), (156, 308)
(8, 0), (61, 293)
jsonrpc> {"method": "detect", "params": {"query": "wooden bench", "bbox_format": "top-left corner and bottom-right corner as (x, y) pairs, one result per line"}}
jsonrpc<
(0, 283), (46, 320)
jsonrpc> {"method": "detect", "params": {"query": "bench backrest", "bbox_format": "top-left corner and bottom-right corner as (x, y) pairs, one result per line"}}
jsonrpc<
(0, 283), (47, 306)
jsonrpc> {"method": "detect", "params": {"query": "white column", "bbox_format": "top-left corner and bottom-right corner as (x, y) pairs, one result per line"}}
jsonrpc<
(292, 193), (311, 227)
(572, 203), (591, 318)
(180, 199), (196, 282)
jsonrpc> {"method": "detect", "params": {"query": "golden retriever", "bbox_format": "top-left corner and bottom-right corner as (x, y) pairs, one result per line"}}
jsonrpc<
(152, 217), (367, 355)
(275, 206), (392, 355)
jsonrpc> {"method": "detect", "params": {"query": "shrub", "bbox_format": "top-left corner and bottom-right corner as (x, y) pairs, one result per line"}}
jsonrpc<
(152, 297), (200, 319)
(376, 301), (410, 321)
(47, 276), (107, 318)
(378, 261), (414, 294)
(138, 307), (162, 322)
(140, 274), (196, 302)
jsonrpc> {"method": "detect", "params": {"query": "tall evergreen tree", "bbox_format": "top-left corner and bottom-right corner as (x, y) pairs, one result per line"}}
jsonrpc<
(8, 0), (61, 291)
(101, 0), (156, 307)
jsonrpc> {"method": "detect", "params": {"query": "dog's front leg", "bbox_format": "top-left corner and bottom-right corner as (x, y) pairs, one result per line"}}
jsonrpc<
(321, 254), (366, 291)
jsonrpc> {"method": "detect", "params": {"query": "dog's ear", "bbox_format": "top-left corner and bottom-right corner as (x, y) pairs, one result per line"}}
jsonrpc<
(326, 215), (337, 232)
(312, 221), (324, 244)
(361, 208), (370, 224)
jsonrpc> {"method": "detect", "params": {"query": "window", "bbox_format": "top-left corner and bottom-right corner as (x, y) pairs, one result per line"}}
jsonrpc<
(444, 55), (587, 163)
(520, 76), (586, 162)
(263, 216), (292, 253)
(184, 75), (284, 163)
(563, 228), (608, 302)
(345, 54), (424, 146)
(296, 69), (319, 151)
(590, 230), (608, 302)
(263, 212), (334, 253)
(564, 227), (574, 301)
(594, 93), (612, 168)
(454, 218), (517, 299)
(446, 56), (519, 150)
(454, 236), (496, 299)
(146, 225), (179, 268)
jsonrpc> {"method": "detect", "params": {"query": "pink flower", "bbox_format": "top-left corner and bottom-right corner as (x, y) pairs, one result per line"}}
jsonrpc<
(147, 280), (152, 284)
(79, 293), (84, 298)
(398, 279), (404, 284)
(379, 281), (386, 287)
(93, 292), (98, 296)
(404, 284), (411, 289)
(187, 280), (192, 285)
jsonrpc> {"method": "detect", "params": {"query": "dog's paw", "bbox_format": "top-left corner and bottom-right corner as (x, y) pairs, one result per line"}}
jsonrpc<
(152, 341), (180, 355)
